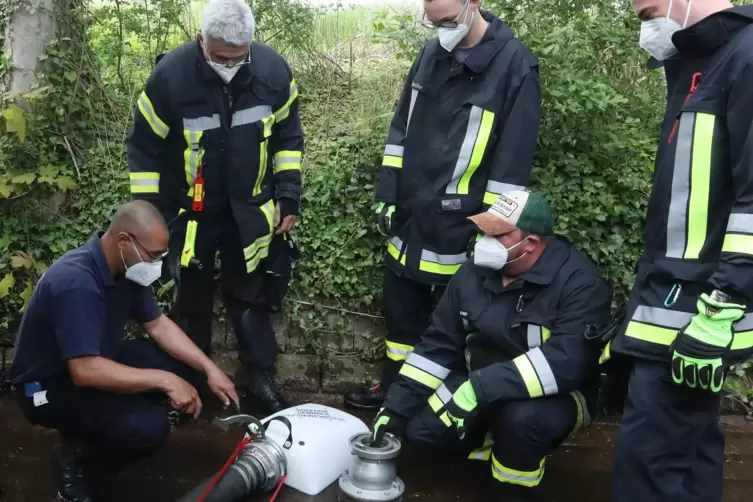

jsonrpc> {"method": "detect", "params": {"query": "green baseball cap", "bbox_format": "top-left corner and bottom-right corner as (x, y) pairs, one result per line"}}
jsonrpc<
(468, 189), (554, 237)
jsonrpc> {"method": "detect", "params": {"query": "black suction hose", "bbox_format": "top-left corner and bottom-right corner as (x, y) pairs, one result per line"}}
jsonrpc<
(176, 451), (266, 502)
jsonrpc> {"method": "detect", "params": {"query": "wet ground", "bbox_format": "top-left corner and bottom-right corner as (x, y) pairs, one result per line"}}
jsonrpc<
(2, 392), (753, 502)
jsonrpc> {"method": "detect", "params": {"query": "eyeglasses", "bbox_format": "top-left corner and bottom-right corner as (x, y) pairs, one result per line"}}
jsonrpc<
(420, 0), (470, 29)
(129, 235), (168, 262)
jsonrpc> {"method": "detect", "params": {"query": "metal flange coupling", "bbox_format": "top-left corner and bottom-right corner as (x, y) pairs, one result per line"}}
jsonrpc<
(338, 432), (405, 502)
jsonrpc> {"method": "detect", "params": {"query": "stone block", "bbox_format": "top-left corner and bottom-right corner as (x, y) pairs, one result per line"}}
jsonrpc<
(271, 313), (288, 353)
(213, 349), (242, 379)
(277, 354), (321, 393)
(321, 357), (381, 394)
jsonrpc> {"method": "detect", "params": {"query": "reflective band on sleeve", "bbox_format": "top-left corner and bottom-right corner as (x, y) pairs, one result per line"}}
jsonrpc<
(722, 234), (753, 256)
(570, 390), (591, 436)
(486, 181), (525, 195)
(418, 248), (466, 276)
(405, 353), (451, 380)
(274, 79), (299, 122)
(384, 145), (404, 157)
(183, 114), (221, 132)
(387, 237), (407, 266)
(528, 348), (558, 396)
(491, 455), (545, 488)
(527, 325), (542, 349)
(137, 92), (170, 139)
(726, 213), (753, 234)
(439, 411), (452, 427)
(231, 106), (273, 128)
(512, 353), (543, 398)
(406, 89), (418, 131)
(382, 156), (404, 169)
(386, 340), (413, 361)
(243, 200), (276, 273)
(273, 150), (302, 174)
(180, 220), (198, 268)
(129, 172), (160, 194)
(428, 382), (452, 413)
(399, 364), (442, 390)
(666, 112), (714, 259)
(446, 107), (495, 195)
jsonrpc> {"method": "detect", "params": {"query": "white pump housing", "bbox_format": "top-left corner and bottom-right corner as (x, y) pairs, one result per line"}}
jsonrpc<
(253, 403), (369, 496)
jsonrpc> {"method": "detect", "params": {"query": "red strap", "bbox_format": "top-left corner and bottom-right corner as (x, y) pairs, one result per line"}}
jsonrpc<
(192, 165), (205, 212)
(269, 474), (287, 502)
(196, 436), (253, 502)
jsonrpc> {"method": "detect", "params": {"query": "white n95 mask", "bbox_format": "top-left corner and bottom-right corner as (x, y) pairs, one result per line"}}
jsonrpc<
(437, 1), (474, 52)
(639, 0), (692, 61)
(122, 240), (162, 287)
(473, 234), (531, 270)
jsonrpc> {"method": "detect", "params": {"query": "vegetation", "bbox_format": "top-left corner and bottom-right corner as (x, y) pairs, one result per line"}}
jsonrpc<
(1, 0), (752, 406)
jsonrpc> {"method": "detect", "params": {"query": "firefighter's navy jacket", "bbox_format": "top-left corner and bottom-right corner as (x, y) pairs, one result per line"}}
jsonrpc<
(126, 40), (303, 274)
(611, 6), (753, 364)
(377, 11), (541, 285)
(383, 237), (612, 422)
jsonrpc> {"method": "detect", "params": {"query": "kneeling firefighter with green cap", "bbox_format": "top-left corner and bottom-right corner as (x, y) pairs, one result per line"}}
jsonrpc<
(370, 190), (612, 502)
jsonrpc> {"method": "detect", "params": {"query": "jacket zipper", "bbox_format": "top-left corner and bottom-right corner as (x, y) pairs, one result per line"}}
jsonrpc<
(667, 72), (702, 144)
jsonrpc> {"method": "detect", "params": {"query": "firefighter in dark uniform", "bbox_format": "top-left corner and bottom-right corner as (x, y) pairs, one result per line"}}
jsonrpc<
(604, 2), (753, 501)
(346, 0), (542, 409)
(126, 0), (302, 414)
(371, 190), (612, 502)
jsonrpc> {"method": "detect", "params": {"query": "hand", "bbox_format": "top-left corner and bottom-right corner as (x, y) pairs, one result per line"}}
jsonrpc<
(274, 202), (297, 235)
(371, 408), (406, 445)
(671, 292), (745, 392)
(375, 202), (396, 237)
(164, 374), (202, 419)
(206, 365), (240, 410)
(445, 380), (478, 439)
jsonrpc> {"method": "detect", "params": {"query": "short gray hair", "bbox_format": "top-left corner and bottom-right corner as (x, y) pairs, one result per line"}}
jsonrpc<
(200, 0), (255, 46)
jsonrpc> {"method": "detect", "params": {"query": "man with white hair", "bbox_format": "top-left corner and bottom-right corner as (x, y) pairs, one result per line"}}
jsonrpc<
(126, 0), (303, 414)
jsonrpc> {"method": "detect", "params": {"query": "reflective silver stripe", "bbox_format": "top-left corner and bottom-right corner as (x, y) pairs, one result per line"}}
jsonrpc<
(469, 449), (490, 461)
(491, 462), (542, 485)
(130, 179), (159, 187)
(390, 236), (404, 249)
(435, 383), (452, 404)
(183, 114), (221, 131)
(735, 315), (753, 332)
(420, 249), (467, 266)
(573, 390), (591, 428)
(405, 353), (450, 379)
(231, 105), (273, 128)
(727, 213), (753, 235)
(528, 348), (558, 396)
(387, 346), (411, 359)
(384, 144), (404, 157)
(187, 130), (201, 182)
(486, 181), (525, 195)
(666, 113), (695, 258)
(407, 89), (418, 130)
(632, 306), (693, 329)
(446, 106), (483, 194)
(274, 156), (300, 167)
(527, 325), (542, 349)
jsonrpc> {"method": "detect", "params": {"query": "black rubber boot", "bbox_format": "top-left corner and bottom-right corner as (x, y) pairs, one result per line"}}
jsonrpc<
(239, 367), (289, 415)
(344, 382), (385, 410)
(52, 440), (96, 502)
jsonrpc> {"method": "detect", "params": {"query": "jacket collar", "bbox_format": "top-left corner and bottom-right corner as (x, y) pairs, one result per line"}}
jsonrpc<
(480, 235), (570, 293)
(461, 11), (515, 74)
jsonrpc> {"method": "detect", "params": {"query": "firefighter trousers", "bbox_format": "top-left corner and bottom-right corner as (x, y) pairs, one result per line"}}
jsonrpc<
(403, 373), (585, 492)
(381, 269), (446, 388)
(611, 359), (724, 502)
(169, 211), (283, 372)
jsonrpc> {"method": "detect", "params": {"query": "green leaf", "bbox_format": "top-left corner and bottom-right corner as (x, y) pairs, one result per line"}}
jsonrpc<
(64, 71), (77, 82)
(2, 103), (26, 141)
(0, 179), (11, 198)
(55, 176), (78, 191)
(38, 165), (59, 177)
(11, 252), (32, 269)
(19, 281), (33, 311)
(11, 173), (36, 185)
(0, 273), (15, 298)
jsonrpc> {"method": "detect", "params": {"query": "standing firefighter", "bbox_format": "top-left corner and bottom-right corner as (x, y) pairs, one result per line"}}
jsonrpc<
(346, 0), (541, 410)
(607, 1), (753, 501)
(126, 0), (303, 414)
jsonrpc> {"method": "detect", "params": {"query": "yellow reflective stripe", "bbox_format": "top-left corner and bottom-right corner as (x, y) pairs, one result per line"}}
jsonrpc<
(418, 260), (461, 275)
(428, 394), (443, 412)
(180, 220), (198, 268)
(382, 155), (403, 169)
(274, 79), (299, 122)
(483, 191), (498, 205)
(723, 234), (753, 256)
(685, 113), (714, 259)
(386, 340), (413, 361)
(137, 91), (169, 139)
(599, 340), (612, 364)
(243, 200), (276, 273)
(129, 172), (160, 194)
(253, 118), (273, 196)
(399, 364), (442, 390)
(387, 241), (406, 266)
(491, 455), (545, 487)
(183, 130), (204, 188)
(732, 331), (753, 351)
(457, 110), (495, 194)
(273, 150), (302, 174)
(439, 411), (451, 427)
(512, 353), (543, 399)
(624, 321), (677, 346)
(542, 327), (552, 344)
(569, 390), (590, 435)
(468, 432), (494, 461)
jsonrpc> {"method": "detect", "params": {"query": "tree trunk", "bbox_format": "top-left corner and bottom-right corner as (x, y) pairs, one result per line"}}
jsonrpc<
(2, 0), (57, 95)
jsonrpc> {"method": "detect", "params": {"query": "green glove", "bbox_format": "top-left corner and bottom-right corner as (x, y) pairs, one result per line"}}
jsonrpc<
(671, 292), (745, 392)
(375, 202), (396, 237)
(371, 408), (405, 445)
(445, 380), (478, 439)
